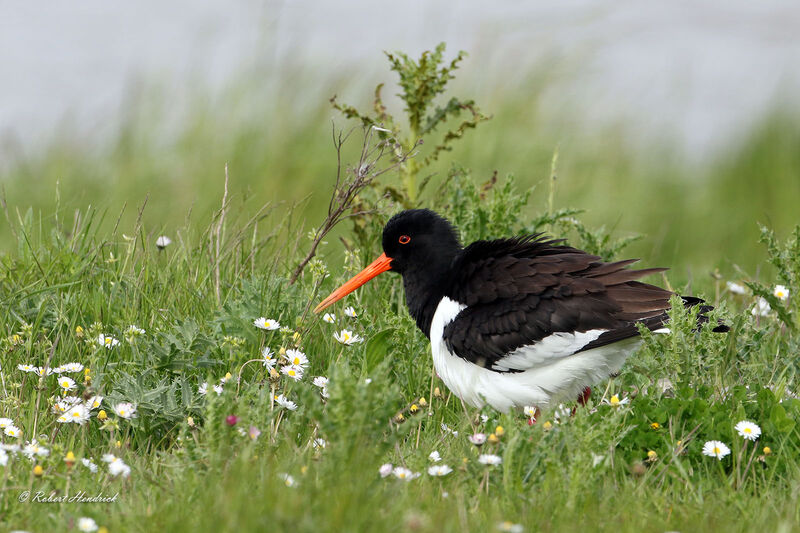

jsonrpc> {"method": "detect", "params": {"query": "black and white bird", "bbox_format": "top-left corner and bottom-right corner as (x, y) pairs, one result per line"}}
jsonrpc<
(314, 209), (726, 413)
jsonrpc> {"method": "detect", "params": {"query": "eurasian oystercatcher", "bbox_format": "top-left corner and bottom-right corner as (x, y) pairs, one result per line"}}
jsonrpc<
(314, 209), (726, 413)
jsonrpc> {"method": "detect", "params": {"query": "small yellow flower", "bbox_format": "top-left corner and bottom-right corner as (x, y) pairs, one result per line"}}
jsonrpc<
(433, 387), (442, 398)
(64, 451), (76, 467)
(462, 457), (469, 464)
(279, 347), (287, 357)
(763, 446), (772, 456)
(98, 527), (109, 533)
(187, 416), (195, 427)
(33, 465), (44, 477)
(76, 325), (84, 338)
(488, 433), (499, 444)
(97, 410), (108, 421)
(543, 421), (553, 430)
(650, 422), (660, 430)
(410, 404), (419, 414)
(115, 440), (122, 449)
(646, 450), (658, 462)
(224, 372), (232, 381)
(300, 465), (308, 475)
(269, 368), (280, 379)
(418, 397), (428, 407)
(394, 413), (406, 424)
(610, 395), (620, 406)
(495, 425), (505, 437)
(293, 331), (302, 344)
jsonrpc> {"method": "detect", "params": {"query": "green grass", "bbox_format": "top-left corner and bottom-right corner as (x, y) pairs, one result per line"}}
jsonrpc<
(2, 61), (800, 531)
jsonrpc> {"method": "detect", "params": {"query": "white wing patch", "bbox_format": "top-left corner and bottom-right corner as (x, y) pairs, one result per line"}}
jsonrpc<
(491, 329), (608, 372)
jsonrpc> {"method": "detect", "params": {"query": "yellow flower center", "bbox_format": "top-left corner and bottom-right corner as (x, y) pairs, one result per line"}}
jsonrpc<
(744, 428), (752, 434)
(293, 358), (300, 365)
(610, 395), (620, 406)
(713, 446), (721, 454)
(288, 370), (296, 377)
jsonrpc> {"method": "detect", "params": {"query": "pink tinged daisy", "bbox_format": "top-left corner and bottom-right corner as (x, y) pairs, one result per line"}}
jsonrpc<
(734, 421), (762, 441)
(333, 329), (363, 345)
(468, 433), (487, 446)
(392, 466), (421, 481)
(427, 464), (453, 476)
(702, 440), (731, 460)
(379, 463), (393, 477)
(253, 317), (281, 331)
(275, 394), (297, 411)
(113, 402), (137, 420)
(58, 376), (76, 392)
(281, 365), (304, 381)
(249, 426), (262, 440)
(478, 454), (503, 466)
(774, 285), (789, 301)
(344, 306), (358, 318)
(322, 313), (336, 324)
(286, 349), (309, 369)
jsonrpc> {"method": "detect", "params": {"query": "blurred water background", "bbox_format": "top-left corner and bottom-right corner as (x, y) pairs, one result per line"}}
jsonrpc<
(2, 0), (799, 281)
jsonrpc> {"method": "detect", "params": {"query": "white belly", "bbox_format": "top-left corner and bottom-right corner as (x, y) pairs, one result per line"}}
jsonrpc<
(429, 297), (639, 413)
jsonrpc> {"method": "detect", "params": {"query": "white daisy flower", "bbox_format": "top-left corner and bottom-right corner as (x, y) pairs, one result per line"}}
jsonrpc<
(702, 440), (731, 460)
(86, 395), (103, 410)
(66, 404), (91, 425)
(17, 364), (36, 373)
(106, 456), (131, 478)
(212, 384), (224, 395)
(752, 297), (771, 317)
(125, 325), (145, 341)
(33, 366), (55, 376)
(4, 425), (22, 438)
(62, 362), (85, 373)
(285, 349), (309, 369)
(312, 438), (327, 449)
(441, 423), (459, 436)
(58, 376), (76, 392)
(0, 449), (8, 467)
(0, 418), (13, 429)
(392, 466), (420, 481)
(428, 450), (442, 463)
(1, 443), (21, 453)
(253, 317), (281, 331)
(333, 329), (364, 345)
(497, 522), (524, 533)
(113, 402), (137, 420)
(379, 463), (393, 477)
(22, 440), (50, 460)
(53, 396), (82, 414)
(281, 365), (304, 381)
(275, 394), (297, 411)
(726, 281), (747, 295)
(468, 433), (487, 446)
(81, 458), (98, 473)
(602, 394), (630, 407)
(77, 517), (98, 532)
(198, 382), (209, 396)
(774, 285), (789, 301)
(344, 306), (358, 318)
(312, 376), (329, 388)
(427, 464), (453, 476)
(261, 347), (277, 369)
(322, 313), (336, 324)
(97, 334), (119, 349)
(734, 420), (762, 441)
(156, 235), (172, 249)
(320, 387), (330, 399)
(523, 406), (538, 419)
(280, 473), (296, 487)
(478, 454), (503, 466)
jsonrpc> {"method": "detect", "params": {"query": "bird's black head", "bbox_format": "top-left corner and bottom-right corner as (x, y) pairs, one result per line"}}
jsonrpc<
(382, 209), (461, 274)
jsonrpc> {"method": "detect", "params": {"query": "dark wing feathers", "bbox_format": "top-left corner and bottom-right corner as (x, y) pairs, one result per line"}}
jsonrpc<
(442, 235), (699, 371)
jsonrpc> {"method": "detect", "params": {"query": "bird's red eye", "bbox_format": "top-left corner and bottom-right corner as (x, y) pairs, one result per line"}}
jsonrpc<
(398, 235), (411, 245)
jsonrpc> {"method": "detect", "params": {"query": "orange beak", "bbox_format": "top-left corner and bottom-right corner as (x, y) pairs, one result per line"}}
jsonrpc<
(313, 253), (393, 313)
